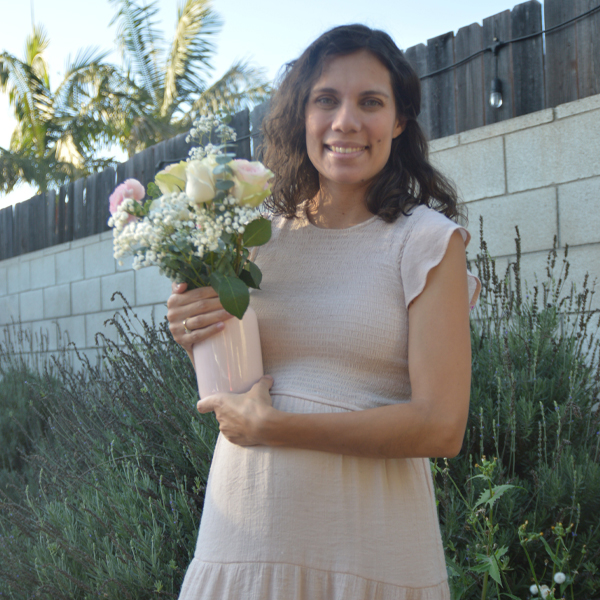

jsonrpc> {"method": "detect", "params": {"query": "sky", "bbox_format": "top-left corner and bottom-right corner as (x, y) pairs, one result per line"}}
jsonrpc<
(0, 0), (523, 209)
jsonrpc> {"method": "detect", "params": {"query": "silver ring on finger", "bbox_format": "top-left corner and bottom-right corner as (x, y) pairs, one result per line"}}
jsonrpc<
(183, 318), (192, 335)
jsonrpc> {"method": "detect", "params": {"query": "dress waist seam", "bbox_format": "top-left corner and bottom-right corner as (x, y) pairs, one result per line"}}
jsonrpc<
(272, 390), (410, 412)
(191, 556), (448, 590)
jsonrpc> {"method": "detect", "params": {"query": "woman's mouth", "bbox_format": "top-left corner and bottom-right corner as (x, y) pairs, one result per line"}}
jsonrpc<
(325, 145), (367, 154)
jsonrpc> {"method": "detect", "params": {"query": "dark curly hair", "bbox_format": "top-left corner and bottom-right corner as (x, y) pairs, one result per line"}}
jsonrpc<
(262, 24), (462, 223)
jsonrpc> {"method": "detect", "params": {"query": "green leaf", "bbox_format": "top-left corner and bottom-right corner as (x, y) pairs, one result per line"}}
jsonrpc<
(215, 179), (234, 191)
(242, 217), (271, 247)
(473, 485), (517, 510)
(147, 181), (161, 199)
(215, 254), (236, 277)
(215, 276), (249, 319)
(215, 153), (235, 164)
(239, 261), (262, 289)
(209, 271), (224, 293)
(213, 164), (233, 176)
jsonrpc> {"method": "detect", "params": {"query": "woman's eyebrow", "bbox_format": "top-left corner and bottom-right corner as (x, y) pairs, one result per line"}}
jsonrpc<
(311, 87), (391, 98)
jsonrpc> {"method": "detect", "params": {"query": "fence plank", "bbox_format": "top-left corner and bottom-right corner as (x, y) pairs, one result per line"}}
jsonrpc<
(0, 206), (14, 260)
(405, 43), (432, 140)
(65, 182), (75, 243)
(576, 0), (600, 98)
(56, 185), (67, 245)
(72, 177), (86, 240)
(455, 23), (485, 133)
(230, 108), (251, 159)
(14, 199), (30, 256)
(511, 0), (544, 116)
(250, 100), (271, 160)
(85, 174), (99, 236)
(153, 141), (167, 176)
(27, 194), (43, 253)
(97, 167), (115, 233)
(426, 32), (456, 139)
(45, 190), (57, 248)
(483, 10), (513, 124)
(545, 0), (578, 107)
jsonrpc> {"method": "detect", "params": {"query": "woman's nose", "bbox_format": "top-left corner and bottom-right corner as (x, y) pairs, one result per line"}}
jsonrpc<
(331, 101), (361, 133)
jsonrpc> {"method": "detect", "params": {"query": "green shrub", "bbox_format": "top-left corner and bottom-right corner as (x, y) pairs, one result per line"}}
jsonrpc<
(0, 303), (218, 598)
(437, 225), (600, 600)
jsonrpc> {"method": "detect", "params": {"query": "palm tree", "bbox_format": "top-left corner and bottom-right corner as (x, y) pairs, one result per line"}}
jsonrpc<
(0, 25), (124, 194)
(109, 0), (271, 156)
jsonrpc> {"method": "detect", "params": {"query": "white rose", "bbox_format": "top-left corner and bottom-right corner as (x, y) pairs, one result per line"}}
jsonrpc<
(155, 161), (187, 194)
(186, 158), (216, 204)
(230, 159), (274, 207)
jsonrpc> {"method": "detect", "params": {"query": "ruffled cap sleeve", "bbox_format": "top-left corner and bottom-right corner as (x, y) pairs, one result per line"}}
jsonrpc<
(400, 206), (481, 309)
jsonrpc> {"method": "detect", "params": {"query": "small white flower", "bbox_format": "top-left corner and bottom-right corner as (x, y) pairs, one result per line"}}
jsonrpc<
(530, 584), (540, 595)
(540, 585), (550, 599)
(554, 572), (566, 584)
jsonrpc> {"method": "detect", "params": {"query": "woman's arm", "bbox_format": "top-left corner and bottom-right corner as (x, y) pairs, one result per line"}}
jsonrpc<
(197, 230), (472, 459)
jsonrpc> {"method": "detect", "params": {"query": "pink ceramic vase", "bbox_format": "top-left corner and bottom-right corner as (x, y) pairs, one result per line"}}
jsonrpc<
(192, 306), (264, 399)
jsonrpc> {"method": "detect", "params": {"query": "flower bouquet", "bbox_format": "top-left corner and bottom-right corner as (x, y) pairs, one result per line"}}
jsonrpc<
(108, 115), (273, 398)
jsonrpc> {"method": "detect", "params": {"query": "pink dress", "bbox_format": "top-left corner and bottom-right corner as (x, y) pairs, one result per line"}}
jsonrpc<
(178, 204), (480, 600)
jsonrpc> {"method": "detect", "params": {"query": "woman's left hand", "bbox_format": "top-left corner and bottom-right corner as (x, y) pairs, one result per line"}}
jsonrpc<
(197, 376), (275, 446)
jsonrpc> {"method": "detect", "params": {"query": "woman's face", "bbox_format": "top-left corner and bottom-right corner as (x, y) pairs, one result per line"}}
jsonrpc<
(304, 50), (405, 192)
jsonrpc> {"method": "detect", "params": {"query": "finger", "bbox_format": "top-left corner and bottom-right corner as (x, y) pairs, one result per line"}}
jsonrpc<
(185, 321), (226, 345)
(167, 286), (219, 310)
(172, 281), (188, 293)
(253, 375), (274, 392)
(196, 397), (217, 414)
(184, 308), (233, 332)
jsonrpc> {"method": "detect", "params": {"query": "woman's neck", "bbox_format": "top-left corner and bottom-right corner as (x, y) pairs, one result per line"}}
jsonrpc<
(306, 184), (373, 229)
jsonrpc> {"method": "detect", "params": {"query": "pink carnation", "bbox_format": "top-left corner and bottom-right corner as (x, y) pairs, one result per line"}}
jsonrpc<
(109, 179), (146, 215)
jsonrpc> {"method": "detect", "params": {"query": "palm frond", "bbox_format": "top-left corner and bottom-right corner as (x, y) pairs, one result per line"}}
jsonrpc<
(186, 60), (271, 122)
(25, 24), (51, 86)
(109, 0), (164, 108)
(161, 0), (222, 117)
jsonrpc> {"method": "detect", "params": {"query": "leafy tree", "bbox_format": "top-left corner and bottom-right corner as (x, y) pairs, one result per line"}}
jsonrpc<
(0, 25), (123, 194)
(108, 0), (271, 156)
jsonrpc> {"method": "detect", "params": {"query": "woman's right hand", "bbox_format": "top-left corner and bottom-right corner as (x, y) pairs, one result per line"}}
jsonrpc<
(166, 282), (234, 356)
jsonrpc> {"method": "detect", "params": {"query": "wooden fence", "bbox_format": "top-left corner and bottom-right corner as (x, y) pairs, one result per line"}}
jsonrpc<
(1, 0), (599, 261)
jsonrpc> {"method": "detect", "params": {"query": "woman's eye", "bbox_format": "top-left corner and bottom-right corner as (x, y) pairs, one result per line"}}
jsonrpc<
(316, 97), (336, 106)
(363, 98), (383, 108)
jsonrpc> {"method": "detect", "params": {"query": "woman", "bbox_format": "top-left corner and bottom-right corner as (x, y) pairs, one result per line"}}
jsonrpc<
(168, 24), (480, 600)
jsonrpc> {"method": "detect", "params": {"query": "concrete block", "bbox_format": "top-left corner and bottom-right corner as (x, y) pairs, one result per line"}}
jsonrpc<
(563, 244), (600, 310)
(19, 289), (44, 322)
(101, 271), (135, 310)
(29, 255), (56, 289)
(84, 238), (115, 278)
(100, 230), (113, 242)
(19, 260), (30, 292)
(506, 109), (600, 193)
(7, 264), (20, 294)
(558, 177), (600, 247)
(153, 302), (169, 325)
(555, 94), (600, 119)
(430, 136), (506, 202)
(43, 240), (70, 256)
(429, 134), (460, 153)
(0, 294), (20, 325)
(459, 108), (554, 145)
(86, 310), (123, 347)
(466, 188), (558, 257)
(135, 267), (172, 305)
(43, 284), (71, 318)
(71, 278), (101, 315)
(0, 266), (7, 296)
(30, 319), (60, 352)
(56, 315), (87, 349)
(56, 247), (84, 284)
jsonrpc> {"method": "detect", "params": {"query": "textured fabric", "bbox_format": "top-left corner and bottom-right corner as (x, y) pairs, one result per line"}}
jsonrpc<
(178, 203), (480, 600)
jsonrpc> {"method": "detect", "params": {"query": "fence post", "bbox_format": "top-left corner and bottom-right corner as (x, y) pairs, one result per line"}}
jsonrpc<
(511, 0), (545, 116)
(250, 100), (271, 160)
(575, 0), (600, 99)
(545, 0), (579, 107)
(455, 23), (485, 133)
(483, 10), (513, 124)
(426, 32), (457, 139)
(404, 43), (432, 140)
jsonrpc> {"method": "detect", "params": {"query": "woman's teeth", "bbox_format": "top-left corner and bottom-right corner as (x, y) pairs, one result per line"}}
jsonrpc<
(329, 146), (364, 153)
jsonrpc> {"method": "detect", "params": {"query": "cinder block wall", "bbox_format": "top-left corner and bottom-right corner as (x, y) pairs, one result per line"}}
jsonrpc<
(430, 93), (600, 307)
(0, 231), (172, 367)
(1, 93), (599, 366)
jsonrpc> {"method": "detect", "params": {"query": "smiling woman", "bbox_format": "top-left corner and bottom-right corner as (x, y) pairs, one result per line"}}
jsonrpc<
(170, 24), (480, 600)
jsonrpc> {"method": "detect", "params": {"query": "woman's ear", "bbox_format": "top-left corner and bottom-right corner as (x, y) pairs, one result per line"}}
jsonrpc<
(393, 117), (407, 139)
